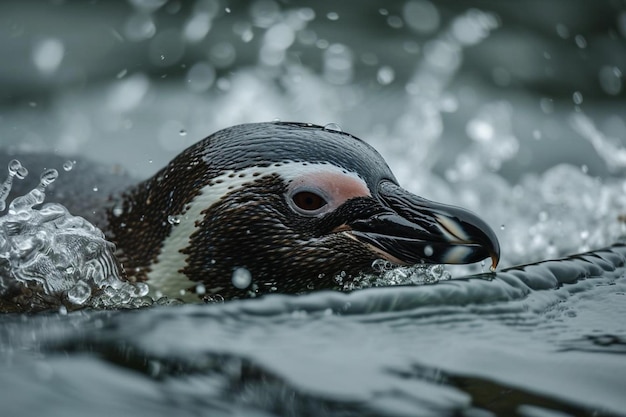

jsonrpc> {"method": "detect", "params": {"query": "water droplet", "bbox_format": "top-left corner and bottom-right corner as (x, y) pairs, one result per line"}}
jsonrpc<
(581, 164), (589, 174)
(555, 23), (570, 39)
(232, 267), (252, 289)
(179, 129), (187, 136)
(92, 187), (99, 192)
(423, 245), (434, 257)
(8, 160), (22, 175)
(195, 283), (206, 295)
(466, 119), (494, 142)
(186, 61), (215, 93)
(62, 161), (74, 171)
(39, 169), (58, 187)
(167, 215), (180, 225)
(572, 91), (583, 105)
(58, 305), (68, 315)
(327, 12), (339, 21)
(387, 15), (403, 29)
(224, 7), (231, 13)
(32, 38), (65, 74)
(134, 282), (150, 297)
(16, 167), (28, 179)
(67, 280), (92, 305)
(574, 34), (587, 48)
(540, 97), (554, 114)
(403, 0), (440, 34)
(112, 205), (124, 217)
(323, 122), (342, 132)
(323, 43), (354, 84)
(376, 65), (395, 85)
(598, 66), (623, 96)
(500, 224), (506, 230)
(183, 12), (212, 43)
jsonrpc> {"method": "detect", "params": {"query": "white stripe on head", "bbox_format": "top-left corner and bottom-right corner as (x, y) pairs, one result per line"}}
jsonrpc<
(146, 162), (368, 298)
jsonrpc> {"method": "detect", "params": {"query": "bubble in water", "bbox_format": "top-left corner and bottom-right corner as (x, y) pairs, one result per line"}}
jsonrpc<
(67, 280), (92, 305)
(327, 12), (339, 21)
(424, 245), (434, 257)
(32, 38), (64, 75)
(167, 215), (181, 225)
(232, 267), (252, 289)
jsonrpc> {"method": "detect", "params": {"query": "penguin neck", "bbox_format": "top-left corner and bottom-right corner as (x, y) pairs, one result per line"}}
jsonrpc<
(105, 146), (210, 281)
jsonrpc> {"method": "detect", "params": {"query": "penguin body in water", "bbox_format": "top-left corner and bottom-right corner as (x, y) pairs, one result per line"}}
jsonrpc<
(1, 122), (500, 300)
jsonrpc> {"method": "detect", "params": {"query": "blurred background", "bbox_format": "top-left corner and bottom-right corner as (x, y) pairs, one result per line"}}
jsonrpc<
(0, 0), (625, 266)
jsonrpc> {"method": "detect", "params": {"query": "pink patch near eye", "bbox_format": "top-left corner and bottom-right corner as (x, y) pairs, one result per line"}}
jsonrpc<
(289, 171), (371, 211)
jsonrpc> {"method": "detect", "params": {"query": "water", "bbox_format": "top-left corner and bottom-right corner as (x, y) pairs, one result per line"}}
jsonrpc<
(1, 1), (626, 416)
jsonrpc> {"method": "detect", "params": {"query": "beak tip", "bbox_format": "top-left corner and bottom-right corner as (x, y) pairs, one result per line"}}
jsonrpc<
(490, 253), (499, 271)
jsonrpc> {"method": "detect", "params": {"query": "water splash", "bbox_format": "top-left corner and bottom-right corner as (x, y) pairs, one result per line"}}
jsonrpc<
(0, 160), (152, 312)
(341, 259), (452, 291)
(570, 113), (626, 172)
(0, 160), (28, 212)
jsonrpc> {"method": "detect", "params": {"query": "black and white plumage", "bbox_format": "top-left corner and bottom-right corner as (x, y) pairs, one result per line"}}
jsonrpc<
(101, 122), (500, 299)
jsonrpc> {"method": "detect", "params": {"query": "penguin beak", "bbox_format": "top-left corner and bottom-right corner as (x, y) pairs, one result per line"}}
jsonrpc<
(347, 181), (500, 269)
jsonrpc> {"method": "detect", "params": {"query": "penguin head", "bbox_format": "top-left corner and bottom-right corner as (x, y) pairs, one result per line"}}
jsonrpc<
(108, 122), (500, 299)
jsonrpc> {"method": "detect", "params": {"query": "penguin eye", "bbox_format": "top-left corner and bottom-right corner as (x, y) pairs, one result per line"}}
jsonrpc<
(292, 191), (328, 213)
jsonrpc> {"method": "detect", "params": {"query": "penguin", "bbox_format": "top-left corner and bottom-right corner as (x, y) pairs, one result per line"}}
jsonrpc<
(3, 122), (500, 301)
